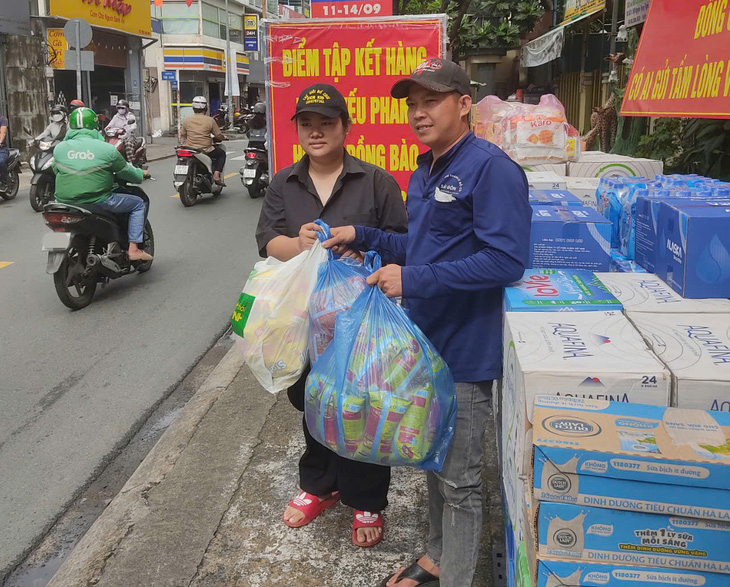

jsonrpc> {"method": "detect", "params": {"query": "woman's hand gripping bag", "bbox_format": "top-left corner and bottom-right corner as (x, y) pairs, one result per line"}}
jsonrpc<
(304, 252), (457, 470)
(308, 220), (368, 364)
(231, 236), (328, 394)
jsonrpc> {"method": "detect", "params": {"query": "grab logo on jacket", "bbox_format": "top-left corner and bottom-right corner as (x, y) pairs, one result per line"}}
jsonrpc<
(67, 150), (95, 161)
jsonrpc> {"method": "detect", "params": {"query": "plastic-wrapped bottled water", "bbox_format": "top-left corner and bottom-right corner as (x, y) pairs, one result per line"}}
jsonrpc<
(611, 179), (647, 250)
(596, 177), (614, 211)
(619, 187), (649, 259)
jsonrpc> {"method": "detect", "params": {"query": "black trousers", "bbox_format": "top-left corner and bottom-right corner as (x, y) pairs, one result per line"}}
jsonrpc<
(209, 145), (226, 172)
(288, 368), (390, 512)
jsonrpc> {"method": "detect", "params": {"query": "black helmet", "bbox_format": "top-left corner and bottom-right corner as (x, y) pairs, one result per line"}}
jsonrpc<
(116, 99), (130, 109)
(254, 102), (266, 114)
(51, 104), (67, 115)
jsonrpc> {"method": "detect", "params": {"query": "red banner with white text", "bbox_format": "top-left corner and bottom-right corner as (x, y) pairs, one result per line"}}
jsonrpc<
(265, 16), (447, 196)
(621, 0), (730, 119)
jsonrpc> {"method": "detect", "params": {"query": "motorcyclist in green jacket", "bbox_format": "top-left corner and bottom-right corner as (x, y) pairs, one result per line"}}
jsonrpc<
(53, 107), (152, 262)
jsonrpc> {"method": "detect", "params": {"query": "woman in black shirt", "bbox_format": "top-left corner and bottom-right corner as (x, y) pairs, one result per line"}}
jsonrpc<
(255, 84), (407, 547)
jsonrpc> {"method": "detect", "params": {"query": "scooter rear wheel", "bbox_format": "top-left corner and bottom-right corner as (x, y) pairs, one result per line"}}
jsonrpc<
(0, 169), (19, 201)
(179, 180), (197, 207)
(53, 238), (97, 310)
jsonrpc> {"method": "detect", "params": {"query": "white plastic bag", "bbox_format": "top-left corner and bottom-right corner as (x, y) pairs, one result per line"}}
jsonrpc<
(232, 241), (328, 393)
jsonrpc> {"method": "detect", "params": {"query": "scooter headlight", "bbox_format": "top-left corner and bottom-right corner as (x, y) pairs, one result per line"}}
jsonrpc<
(41, 157), (54, 171)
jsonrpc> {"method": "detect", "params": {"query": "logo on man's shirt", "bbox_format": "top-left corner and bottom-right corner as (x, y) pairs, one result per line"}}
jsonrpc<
(67, 150), (95, 161)
(434, 174), (463, 202)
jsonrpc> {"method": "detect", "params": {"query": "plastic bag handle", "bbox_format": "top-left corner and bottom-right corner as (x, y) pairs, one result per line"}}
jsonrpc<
(313, 219), (332, 242)
(363, 251), (382, 274)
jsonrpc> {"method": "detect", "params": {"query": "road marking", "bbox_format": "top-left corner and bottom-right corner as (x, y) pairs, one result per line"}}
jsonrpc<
(231, 154), (247, 161)
(0, 262), (14, 269)
(171, 194), (179, 198)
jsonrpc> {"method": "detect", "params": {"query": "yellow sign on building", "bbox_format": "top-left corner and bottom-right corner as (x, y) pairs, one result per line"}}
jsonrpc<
(47, 28), (68, 69)
(560, 0), (606, 25)
(49, 0), (151, 37)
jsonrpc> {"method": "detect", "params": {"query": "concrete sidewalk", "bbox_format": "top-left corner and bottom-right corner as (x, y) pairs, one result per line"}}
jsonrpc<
(48, 340), (504, 587)
(17, 138), (177, 191)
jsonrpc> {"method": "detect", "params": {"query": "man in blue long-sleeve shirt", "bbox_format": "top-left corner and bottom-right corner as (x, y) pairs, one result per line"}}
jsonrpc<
(324, 58), (532, 587)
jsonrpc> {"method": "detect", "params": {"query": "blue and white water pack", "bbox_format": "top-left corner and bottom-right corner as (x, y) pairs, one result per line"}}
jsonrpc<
(504, 269), (622, 312)
(529, 190), (584, 207)
(537, 559), (729, 587)
(538, 502), (730, 573)
(530, 206), (611, 271)
(532, 396), (730, 522)
(658, 202), (730, 298)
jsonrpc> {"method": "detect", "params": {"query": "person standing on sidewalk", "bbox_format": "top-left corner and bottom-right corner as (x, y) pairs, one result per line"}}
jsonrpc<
(255, 84), (407, 548)
(323, 59), (531, 586)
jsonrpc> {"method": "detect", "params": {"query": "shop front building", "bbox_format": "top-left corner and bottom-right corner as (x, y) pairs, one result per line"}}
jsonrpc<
(145, 0), (263, 134)
(40, 0), (153, 136)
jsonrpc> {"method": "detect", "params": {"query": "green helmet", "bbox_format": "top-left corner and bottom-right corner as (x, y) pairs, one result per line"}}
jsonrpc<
(69, 107), (98, 130)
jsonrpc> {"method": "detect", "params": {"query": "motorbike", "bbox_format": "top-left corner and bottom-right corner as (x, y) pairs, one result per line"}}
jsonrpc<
(105, 128), (147, 168)
(239, 145), (268, 199)
(173, 144), (224, 207)
(28, 138), (60, 212)
(0, 148), (22, 201)
(41, 179), (154, 310)
(233, 108), (253, 135)
(212, 104), (230, 130)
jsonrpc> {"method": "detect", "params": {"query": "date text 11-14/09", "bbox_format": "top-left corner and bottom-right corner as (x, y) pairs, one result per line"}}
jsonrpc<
(313, 2), (386, 17)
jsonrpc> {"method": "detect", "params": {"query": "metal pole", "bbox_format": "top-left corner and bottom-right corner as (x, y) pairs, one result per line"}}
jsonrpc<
(75, 20), (82, 101)
(225, 0), (234, 118)
(608, 0), (620, 84)
(177, 72), (181, 138)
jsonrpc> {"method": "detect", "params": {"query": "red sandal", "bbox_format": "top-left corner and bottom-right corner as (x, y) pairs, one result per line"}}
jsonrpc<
(352, 510), (384, 547)
(283, 491), (340, 528)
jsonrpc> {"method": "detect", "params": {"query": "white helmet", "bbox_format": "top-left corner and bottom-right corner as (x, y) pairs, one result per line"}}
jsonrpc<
(192, 96), (208, 113)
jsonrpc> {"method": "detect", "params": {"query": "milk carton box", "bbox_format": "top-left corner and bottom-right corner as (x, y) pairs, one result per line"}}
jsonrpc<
(566, 177), (601, 209)
(537, 559), (729, 587)
(522, 163), (567, 176)
(658, 202), (730, 298)
(628, 313), (730, 411)
(529, 190), (584, 207)
(502, 312), (670, 485)
(504, 269), (622, 312)
(568, 154), (663, 179)
(530, 206), (612, 271)
(596, 273), (730, 313)
(532, 396), (730, 522)
(537, 502), (730, 573)
(526, 171), (567, 191)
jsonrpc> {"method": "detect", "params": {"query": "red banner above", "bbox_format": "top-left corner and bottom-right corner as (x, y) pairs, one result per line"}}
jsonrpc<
(621, 0), (730, 119)
(265, 17), (446, 196)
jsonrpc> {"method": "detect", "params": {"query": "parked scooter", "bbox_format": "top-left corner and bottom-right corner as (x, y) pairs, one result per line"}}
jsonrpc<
(232, 107), (253, 135)
(212, 104), (230, 130)
(239, 145), (268, 199)
(105, 128), (147, 168)
(28, 138), (61, 211)
(173, 144), (224, 207)
(41, 179), (154, 310)
(0, 148), (22, 201)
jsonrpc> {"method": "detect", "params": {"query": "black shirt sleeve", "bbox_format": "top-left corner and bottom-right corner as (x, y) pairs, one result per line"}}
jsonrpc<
(255, 173), (290, 257)
(373, 169), (408, 233)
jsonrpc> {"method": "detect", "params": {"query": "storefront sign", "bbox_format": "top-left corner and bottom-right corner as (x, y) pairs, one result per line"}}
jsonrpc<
(621, 0), (730, 119)
(48, 28), (68, 69)
(265, 16), (446, 195)
(278, 5), (305, 18)
(560, 0), (605, 25)
(244, 14), (259, 51)
(625, 0), (650, 27)
(311, 0), (392, 18)
(49, 0), (152, 37)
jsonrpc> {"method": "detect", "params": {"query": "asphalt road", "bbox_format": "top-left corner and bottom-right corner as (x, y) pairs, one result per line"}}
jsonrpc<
(0, 139), (264, 579)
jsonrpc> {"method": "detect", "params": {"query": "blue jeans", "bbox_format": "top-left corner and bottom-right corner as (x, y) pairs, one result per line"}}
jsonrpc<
(426, 381), (493, 587)
(0, 149), (8, 184)
(96, 192), (146, 243)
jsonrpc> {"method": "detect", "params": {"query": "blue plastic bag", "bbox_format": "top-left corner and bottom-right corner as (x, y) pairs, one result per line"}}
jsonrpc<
(305, 252), (457, 471)
(308, 219), (368, 363)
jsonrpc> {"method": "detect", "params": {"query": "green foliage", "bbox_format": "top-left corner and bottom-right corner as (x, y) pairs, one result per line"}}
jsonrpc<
(404, 0), (545, 57)
(636, 118), (730, 181)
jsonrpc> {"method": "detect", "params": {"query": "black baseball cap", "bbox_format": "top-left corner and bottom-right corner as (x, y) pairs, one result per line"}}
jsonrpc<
(291, 84), (349, 120)
(391, 58), (471, 99)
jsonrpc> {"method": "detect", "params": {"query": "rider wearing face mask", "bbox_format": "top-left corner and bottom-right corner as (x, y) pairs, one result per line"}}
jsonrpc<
(106, 99), (138, 162)
(33, 105), (68, 145)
